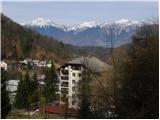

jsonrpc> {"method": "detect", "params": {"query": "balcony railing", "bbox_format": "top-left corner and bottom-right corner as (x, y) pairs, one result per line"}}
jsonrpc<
(61, 82), (68, 87)
(61, 69), (69, 75)
(61, 76), (69, 80)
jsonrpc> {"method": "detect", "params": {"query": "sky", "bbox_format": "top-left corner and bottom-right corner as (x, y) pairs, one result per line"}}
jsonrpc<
(2, 1), (159, 26)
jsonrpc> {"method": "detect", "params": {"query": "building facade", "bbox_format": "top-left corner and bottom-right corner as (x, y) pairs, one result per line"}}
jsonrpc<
(58, 56), (111, 109)
(6, 80), (19, 104)
(58, 63), (84, 109)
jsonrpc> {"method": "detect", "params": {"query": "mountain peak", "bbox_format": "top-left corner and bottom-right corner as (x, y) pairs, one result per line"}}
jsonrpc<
(68, 21), (99, 31)
(30, 17), (52, 26)
(80, 21), (98, 28)
(114, 19), (140, 26)
(23, 18), (141, 32)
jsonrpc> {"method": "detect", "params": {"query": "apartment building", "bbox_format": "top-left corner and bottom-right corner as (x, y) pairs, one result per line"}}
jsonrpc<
(58, 56), (110, 109)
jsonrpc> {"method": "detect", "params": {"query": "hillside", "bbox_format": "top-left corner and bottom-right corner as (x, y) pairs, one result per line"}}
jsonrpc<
(1, 14), (114, 64)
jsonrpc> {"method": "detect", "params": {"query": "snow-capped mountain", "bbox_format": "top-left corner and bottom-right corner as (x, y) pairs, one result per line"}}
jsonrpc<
(24, 18), (68, 31)
(68, 21), (99, 31)
(23, 18), (142, 47)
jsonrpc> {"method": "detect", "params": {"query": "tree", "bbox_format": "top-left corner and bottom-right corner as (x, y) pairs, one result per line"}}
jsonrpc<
(15, 72), (32, 109)
(29, 73), (39, 109)
(1, 70), (11, 118)
(43, 61), (58, 103)
(15, 73), (24, 108)
(116, 24), (159, 118)
(31, 73), (38, 92)
(78, 60), (93, 118)
(42, 62), (58, 118)
(103, 23), (119, 118)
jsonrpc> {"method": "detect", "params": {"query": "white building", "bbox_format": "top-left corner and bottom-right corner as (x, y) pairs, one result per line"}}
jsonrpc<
(0, 61), (8, 70)
(58, 56), (110, 109)
(6, 80), (19, 103)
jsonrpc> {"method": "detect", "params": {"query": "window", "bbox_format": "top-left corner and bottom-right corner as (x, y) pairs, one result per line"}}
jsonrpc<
(61, 82), (68, 87)
(72, 101), (75, 105)
(72, 94), (75, 98)
(71, 65), (81, 70)
(61, 76), (69, 80)
(61, 69), (69, 75)
(72, 73), (75, 77)
(72, 87), (75, 91)
(72, 80), (75, 84)
(78, 73), (82, 77)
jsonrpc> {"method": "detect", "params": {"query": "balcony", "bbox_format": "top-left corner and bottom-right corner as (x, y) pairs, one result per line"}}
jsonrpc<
(71, 65), (81, 70)
(61, 76), (69, 80)
(61, 69), (69, 75)
(61, 90), (68, 96)
(61, 82), (68, 87)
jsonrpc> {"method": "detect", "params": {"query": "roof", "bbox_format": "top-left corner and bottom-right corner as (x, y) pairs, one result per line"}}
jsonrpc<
(59, 56), (111, 72)
(6, 80), (19, 92)
(38, 103), (78, 117)
(38, 103), (62, 114)
(6, 80), (19, 85)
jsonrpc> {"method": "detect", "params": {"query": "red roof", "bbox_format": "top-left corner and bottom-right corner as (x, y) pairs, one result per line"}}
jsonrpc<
(38, 103), (64, 114)
(38, 103), (78, 117)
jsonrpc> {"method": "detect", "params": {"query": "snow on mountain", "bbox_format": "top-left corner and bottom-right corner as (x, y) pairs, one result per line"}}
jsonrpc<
(68, 21), (99, 31)
(114, 19), (140, 26)
(22, 18), (142, 47)
(29, 18), (53, 26)
(24, 18), (68, 31)
(23, 18), (141, 32)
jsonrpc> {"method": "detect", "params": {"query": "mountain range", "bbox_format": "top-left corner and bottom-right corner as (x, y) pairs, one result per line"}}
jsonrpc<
(23, 18), (142, 47)
(2, 14), (115, 64)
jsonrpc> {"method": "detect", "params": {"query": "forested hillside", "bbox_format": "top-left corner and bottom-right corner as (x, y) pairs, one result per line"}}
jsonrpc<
(1, 14), (113, 64)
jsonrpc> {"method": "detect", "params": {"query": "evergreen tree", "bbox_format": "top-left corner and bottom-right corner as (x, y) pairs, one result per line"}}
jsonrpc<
(15, 72), (32, 109)
(29, 73), (39, 108)
(15, 73), (24, 108)
(1, 70), (11, 118)
(43, 62), (58, 103)
(31, 73), (38, 92)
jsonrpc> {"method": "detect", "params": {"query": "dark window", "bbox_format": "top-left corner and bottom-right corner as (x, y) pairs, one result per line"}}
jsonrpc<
(72, 94), (75, 98)
(72, 80), (75, 84)
(61, 76), (69, 80)
(61, 69), (69, 75)
(78, 73), (81, 77)
(72, 101), (75, 105)
(72, 87), (75, 91)
(61, 82), (68, 87)
(71, 65), (81, 70)
(72, 73), (75, 76)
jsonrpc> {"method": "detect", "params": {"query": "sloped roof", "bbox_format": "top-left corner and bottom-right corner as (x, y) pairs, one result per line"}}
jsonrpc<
(61, 56), (111, 72)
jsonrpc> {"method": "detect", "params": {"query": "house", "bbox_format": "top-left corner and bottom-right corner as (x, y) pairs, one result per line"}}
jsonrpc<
(24, 58), (33, 64)
(0, 61), (8, 70)
(33, 60), (40, 66)
(37, 61), (47, 67)
(6, 79), (19, 104)
(57, 56), (110, 109)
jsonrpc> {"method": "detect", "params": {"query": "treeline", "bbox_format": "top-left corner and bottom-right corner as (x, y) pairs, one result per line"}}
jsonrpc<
(78, 23), (159, 118)
(1, 14), (110, 64)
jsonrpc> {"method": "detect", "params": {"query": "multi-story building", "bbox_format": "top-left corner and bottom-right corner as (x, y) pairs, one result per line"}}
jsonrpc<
(58, 56), (110, 109)
(6, 80), (20, 104)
